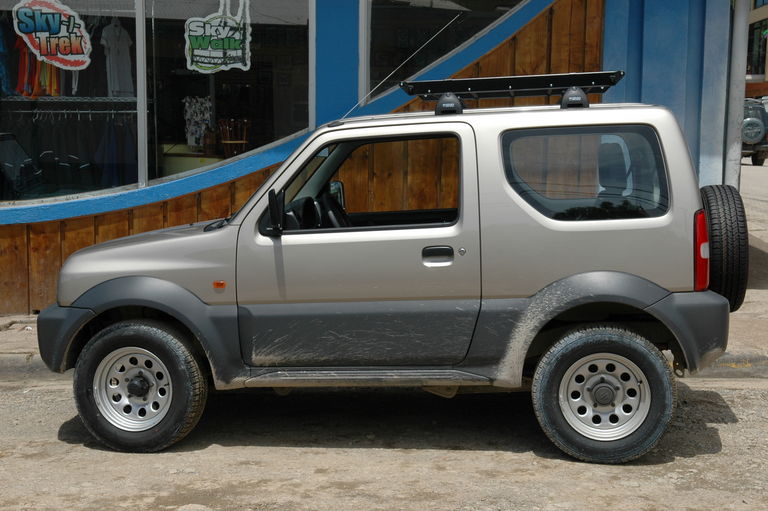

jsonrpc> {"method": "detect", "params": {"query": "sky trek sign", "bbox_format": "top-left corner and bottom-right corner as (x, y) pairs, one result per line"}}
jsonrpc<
(12, 0), (91, 70)
(184, 0), (252, 74)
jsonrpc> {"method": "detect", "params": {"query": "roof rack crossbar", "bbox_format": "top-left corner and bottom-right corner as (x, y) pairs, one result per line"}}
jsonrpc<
(400, 71), (625, 100)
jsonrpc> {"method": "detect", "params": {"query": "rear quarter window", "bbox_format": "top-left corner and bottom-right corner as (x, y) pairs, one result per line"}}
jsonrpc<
(501, 125), (669, 221)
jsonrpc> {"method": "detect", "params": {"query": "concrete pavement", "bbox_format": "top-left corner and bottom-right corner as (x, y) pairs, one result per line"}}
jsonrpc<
(2, 163), (768, 379)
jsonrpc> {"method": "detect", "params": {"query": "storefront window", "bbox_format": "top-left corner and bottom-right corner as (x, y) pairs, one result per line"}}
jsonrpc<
(368, 0), (523, 94)
(0, 0), (138, 200)
(145, 1), (309, 180)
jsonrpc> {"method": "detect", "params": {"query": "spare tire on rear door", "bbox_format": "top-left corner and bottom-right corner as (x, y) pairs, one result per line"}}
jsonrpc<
(700, 185), (749, 312)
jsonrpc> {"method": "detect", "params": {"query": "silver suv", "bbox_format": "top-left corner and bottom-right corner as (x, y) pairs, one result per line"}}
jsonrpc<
(37, 72), (749, 463)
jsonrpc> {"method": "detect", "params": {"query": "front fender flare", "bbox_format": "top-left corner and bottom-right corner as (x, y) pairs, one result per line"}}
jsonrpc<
(71, 276), (245, 389)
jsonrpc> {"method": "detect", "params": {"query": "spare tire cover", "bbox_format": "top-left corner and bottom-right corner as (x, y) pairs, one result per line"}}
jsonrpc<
(700, 185), (749, 312)
(742, 117), (765, 145)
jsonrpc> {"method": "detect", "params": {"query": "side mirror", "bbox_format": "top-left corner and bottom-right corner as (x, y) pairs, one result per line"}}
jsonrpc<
(267, 189), (284, 236)
(329, 180), (345, 208)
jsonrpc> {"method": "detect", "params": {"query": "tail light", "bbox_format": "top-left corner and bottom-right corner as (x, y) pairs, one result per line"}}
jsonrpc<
(694, 209), (710, 291)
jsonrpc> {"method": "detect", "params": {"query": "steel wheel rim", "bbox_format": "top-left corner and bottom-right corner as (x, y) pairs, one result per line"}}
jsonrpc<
(92, 347), (173, 432)
(558, 352), (651, 441)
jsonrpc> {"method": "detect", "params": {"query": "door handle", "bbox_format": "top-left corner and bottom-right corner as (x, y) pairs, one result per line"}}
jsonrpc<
(422, 246), (454, 258)
(422, 245), (454, 267)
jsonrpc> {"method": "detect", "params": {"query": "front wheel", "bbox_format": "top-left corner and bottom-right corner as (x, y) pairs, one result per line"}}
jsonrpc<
(73, 320), (208, 452)
(531, 327), (676, 464)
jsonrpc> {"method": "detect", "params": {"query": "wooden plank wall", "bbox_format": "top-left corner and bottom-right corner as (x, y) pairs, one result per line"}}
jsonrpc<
(334, 137), (459, 213)
(509, 134), (600, 199)
(396, 0), (605, 113)
(0, 165), (277, 314)
(0, 0), (604, 314)
(396, 0), (605, 206)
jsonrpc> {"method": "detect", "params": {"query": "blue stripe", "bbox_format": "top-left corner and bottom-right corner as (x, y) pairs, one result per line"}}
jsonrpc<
(0, 137), (305, 224)
(0, 0), (553, 225)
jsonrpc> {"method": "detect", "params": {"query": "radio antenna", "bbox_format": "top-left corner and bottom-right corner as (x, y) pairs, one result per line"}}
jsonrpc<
(341, 12), (463, 120)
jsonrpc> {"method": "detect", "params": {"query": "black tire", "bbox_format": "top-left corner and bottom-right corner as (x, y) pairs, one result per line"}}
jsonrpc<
(700, 185), (749, 312)
(531, 327), (676, 464)
(751, 153), (766, 166)
(73, 320), (208, 452)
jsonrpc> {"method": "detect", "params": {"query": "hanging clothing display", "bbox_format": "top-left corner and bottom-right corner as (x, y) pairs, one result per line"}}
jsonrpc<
(0, 24), (14, 96)
(183, 96), (212, 148)
(71, 70), (79, 96)
(101, 18), (135, 97)
(94, 117), (137, 189)
(14, 36), (62, 98)
(15, 37), (34, 96)
(95, 120), (119, 187)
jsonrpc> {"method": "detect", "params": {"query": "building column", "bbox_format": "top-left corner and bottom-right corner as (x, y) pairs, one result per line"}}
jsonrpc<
(725, 0), (749, 188)
(314, 0), (360, 126)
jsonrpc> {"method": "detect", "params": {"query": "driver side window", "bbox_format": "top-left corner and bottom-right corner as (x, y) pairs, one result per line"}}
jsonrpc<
(278, 134), (460, 231)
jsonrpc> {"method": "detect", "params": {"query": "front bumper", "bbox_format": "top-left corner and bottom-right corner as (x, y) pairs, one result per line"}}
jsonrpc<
(646, 291), (729, 374)
(37, 304), (95, 372)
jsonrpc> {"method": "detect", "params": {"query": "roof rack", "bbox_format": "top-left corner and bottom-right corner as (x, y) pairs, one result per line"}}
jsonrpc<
(399, 71), (625, 100)
(400, 71), (624, 113)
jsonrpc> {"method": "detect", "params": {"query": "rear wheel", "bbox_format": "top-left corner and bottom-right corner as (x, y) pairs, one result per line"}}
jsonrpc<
(73, 320), (208, 452)
(531, 327), (676, 464)
(751, 153), (766, 166)
(700, 185), (749, 312)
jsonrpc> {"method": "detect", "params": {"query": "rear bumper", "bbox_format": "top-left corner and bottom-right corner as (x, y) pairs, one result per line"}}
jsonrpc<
(37, 304), (95, 372)
(646, 291), (729, 373)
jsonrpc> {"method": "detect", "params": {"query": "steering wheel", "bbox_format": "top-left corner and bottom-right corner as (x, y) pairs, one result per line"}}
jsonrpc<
(319, 191), (351, 228)
(285, 197), (323, 230)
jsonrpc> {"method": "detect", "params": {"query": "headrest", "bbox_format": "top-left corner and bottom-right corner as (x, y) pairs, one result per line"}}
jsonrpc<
(598, 143), (627, 191)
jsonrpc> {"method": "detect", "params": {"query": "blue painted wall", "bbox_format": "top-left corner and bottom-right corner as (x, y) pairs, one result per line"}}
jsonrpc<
(603, 0), (732, 186)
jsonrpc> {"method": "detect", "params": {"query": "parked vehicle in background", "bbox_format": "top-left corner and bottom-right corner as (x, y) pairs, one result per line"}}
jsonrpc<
(37, 72), (750, 464)
(742, 98), (768, 166)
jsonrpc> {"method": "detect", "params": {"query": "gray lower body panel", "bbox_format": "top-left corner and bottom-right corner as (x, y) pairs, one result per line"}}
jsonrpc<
(239, 299), (479, 367)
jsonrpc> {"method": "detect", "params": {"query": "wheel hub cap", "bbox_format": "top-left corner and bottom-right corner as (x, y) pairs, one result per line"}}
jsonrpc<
(592, 383), (615, 406)
(92, 347), (173, 432)
(127, 374), (151, 398)
(558, 353), (651, 441)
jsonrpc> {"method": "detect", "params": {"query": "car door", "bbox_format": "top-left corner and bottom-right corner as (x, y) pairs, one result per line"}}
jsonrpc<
(236, 122), (480, 367)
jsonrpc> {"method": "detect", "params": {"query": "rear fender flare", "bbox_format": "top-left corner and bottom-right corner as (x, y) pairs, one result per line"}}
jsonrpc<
(494, 271), (670, 387)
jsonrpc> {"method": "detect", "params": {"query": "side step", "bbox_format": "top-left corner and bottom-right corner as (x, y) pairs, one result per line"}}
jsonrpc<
(244, 368), (491, 388)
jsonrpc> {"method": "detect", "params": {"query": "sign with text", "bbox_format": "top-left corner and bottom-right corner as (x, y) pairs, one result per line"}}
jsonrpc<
(13, 0), (91, 70)
(184, 0), (251, 74)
